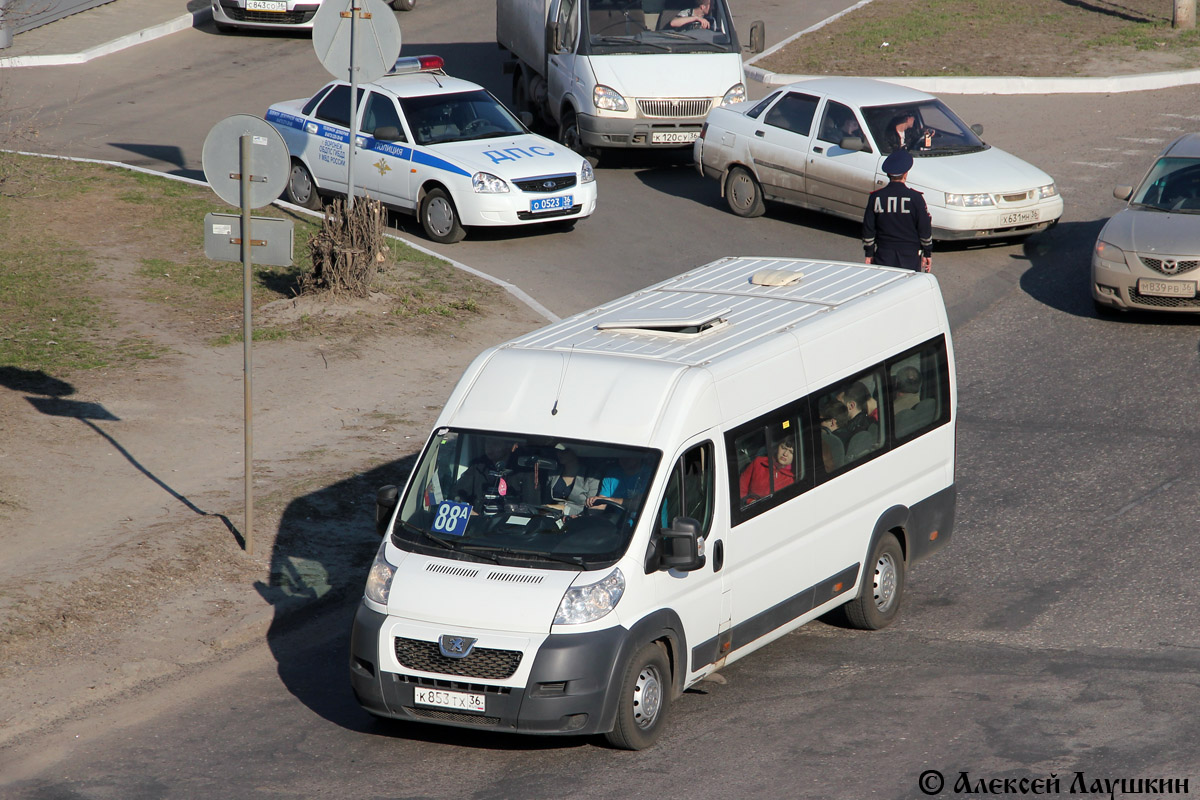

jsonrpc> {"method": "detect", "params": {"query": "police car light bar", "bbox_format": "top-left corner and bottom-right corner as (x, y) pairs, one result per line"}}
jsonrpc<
(388, 55), (445, 75)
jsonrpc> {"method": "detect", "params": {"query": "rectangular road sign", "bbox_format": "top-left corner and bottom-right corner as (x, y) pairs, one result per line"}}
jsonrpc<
(204, 213), (294, 267)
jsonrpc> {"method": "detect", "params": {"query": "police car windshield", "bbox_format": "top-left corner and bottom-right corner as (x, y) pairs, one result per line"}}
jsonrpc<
(392, 429), (661, 571)
(862, 99), (986, 155)
(398, 90), (525, 146)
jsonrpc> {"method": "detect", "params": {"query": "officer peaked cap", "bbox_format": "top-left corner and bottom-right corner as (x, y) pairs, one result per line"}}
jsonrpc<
(882, 149), (913, 176)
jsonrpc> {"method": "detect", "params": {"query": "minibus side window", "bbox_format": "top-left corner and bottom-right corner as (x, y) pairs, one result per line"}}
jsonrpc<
(725, 407), (813, 526)
(815, 366), (888, 473)
(657, 441), (715, 534)
(888, 336), (950, 441)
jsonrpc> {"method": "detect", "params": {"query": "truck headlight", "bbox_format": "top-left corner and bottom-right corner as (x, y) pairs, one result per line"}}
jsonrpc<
(581, 160), (595, 184)
(555, 568), (624, 625)
(593, 85), (628, 112)
(1036, 183), (1059, 199)
(472, 172), (509, 193)
(721, 83), (746, 106)
(364, 539), (397, 606)
(1094, 239), (1128, 270)
(944, 192), (995, 207)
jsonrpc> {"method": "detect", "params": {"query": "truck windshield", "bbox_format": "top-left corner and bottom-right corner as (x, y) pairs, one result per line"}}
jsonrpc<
(398, 90), (526, 146)
(583, 0), (739, 54)
(392, 429), (662, 570)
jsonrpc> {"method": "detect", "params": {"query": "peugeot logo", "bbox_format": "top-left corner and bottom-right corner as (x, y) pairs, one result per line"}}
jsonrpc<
(438, 634), (477, 659)
(542, 180), (557, 190)
(1161, 259), (1180, 274)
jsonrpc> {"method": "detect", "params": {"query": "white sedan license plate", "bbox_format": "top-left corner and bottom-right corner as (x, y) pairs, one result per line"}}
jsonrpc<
(530, 194), (572, 213)
(414, 687), (486, 713)
(1138, 278), (1196, 297)
(999, 210), (1039, 225)
(652, 131), (699, 144)
(246, 0), (286, 11)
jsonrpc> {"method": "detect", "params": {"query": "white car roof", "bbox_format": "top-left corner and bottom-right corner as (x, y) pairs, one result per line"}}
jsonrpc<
(782, 77), (936, 108)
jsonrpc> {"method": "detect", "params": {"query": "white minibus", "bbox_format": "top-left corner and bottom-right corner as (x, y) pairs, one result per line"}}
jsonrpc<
(350, 256), (957, 749)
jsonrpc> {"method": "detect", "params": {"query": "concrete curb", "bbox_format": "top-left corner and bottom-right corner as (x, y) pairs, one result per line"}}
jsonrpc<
(745, 0), (1200, 95)
(4, 149), (560, 324)
(0, 8), (211, 69)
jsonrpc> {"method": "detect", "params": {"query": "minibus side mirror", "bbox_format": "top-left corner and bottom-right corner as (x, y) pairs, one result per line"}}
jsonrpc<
(658, 517), (707, 572)
(376, 485), (399, 537)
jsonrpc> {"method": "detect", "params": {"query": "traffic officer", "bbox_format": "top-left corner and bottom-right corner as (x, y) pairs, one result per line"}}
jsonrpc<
(862, 149), (933, 272)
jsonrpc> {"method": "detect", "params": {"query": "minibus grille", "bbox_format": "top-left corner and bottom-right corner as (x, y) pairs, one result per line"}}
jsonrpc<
(395, 637), (522, 679)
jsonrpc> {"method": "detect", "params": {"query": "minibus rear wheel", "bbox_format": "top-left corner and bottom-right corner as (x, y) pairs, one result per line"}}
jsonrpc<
(844, 532), (905, 630)
(605, 641), (671, 750)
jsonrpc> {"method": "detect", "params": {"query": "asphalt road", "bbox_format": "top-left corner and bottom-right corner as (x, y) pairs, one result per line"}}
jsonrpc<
(2, 1), (1200, 796)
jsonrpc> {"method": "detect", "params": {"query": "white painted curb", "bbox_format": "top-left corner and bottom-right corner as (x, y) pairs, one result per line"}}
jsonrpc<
(0, 8), (212, 69)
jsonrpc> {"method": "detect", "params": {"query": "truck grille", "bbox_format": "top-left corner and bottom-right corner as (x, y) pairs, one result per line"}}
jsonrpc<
(514, 174), (576, 193)
(395, 637), (522, 680)
(637, 98), (712, 118)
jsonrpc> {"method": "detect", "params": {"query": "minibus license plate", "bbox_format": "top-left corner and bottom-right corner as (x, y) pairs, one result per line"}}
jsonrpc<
(414, 687), (486, 712)
(530, 195), (572, 213)
(651, 131), (699, 144)
(1138, 278), (1196, 297)
(999, 210), (1038, 225)
(247, 0), (286, 10)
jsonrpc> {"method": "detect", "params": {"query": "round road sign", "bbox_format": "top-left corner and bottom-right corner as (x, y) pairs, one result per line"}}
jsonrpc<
(202, 114), (291, 209)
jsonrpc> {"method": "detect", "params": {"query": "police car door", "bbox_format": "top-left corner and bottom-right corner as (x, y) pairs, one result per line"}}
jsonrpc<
(649, 436), (730, 683)
(805, 99), (883, 219)
(308, 83), (363, 196)
(358, 90), (415, 210)
(746, 91), (818, 202)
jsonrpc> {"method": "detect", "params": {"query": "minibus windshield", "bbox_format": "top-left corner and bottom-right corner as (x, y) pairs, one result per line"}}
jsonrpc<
(393, 429), (661, 570)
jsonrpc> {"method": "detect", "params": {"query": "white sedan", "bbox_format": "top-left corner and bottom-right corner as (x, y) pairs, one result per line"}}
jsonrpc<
(267, 56), (598, 243)
(694, 77), (1062, 241)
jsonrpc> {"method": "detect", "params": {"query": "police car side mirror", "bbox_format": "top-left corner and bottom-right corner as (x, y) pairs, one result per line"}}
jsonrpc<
(658, 517), (707, 572)
(518, 111), (535, 129)
(839, 136), (866, 152)
(970, 123), (984, 136)
(375, 485), (399, 537)
(374, 125), (402, 142)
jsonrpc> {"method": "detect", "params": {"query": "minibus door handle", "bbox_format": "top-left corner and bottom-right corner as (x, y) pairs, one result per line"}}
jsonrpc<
(712, 539), (724, 572)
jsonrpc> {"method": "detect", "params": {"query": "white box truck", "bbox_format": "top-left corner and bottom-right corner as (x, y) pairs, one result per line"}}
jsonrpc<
(350, 256), (958, 748)
(497, 0), (764, 159)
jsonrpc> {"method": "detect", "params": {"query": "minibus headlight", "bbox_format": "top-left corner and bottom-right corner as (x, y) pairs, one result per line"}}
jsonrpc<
(721, 83), (746, 106)
(472, 172), (510, 193)
(554, 568), (625, 625)
(364, 540), (397, 606)
(593, 85), (628, 112)
(581, 160), (595, 184)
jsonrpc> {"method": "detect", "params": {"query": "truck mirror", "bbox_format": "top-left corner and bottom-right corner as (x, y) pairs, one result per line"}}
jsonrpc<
(658, 517), (707, 572)
(375, 485), (399, 537)
(748, 21), (765, 54)
(548, 21), (563, 53)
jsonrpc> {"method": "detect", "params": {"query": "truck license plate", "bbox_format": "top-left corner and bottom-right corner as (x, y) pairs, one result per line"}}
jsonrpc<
(530, 194), (572, 213)
(651, 131), (699, 144)
(414, 687), (486, 712)
(1138, 278), (1196, 297)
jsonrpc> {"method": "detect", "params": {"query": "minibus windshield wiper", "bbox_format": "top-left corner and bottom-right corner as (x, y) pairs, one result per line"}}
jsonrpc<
(397, 519), (470, 555)
(465, 545), (586, 568)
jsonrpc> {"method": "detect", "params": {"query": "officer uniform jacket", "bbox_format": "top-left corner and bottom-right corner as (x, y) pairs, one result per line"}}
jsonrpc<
(862, 180), (933, 271)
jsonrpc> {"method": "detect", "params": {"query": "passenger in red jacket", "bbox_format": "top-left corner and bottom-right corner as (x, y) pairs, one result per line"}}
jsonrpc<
(739, 439), (795, 504)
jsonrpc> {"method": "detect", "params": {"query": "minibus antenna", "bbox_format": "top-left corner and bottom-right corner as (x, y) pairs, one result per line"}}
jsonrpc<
(551, 346), (574, 415)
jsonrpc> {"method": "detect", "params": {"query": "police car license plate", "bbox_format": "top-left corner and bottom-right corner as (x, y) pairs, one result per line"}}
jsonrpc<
(652, 131), (699, 144)
(1138, 278), (1196, 297)
(414, 687), (486, 713)
(246, 0), (286, 10)
(530, 195), (572, 213)
(999, 210), (1039, 225)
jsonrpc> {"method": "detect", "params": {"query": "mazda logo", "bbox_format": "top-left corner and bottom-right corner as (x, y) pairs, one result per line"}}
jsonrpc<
(1161, 259), (1180, 274)
(438, 634), (477, 659)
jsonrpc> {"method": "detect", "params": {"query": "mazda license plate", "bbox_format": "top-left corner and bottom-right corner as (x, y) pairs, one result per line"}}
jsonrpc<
(530, 195), (572, 213)
(414, 687), (486, 713)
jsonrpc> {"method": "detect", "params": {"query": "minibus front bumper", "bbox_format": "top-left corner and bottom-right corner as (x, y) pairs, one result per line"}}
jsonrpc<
(349, 603), (625, 736)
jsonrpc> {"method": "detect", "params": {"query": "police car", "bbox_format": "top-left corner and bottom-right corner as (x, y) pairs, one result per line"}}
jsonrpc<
(266, 56), (598, 243)
(694, 77), (1062, 241)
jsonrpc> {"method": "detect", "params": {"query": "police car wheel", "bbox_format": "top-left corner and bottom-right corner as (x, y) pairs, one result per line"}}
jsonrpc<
(391, 0), (415, 9)
(286, 160), (323, 211)
(419, 189), (466, 244)
(725, 166), (765, 218)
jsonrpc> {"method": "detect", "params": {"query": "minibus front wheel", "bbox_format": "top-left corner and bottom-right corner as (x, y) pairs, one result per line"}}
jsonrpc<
(605, 641), (671, 750)
(845, 532), (905, 630)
